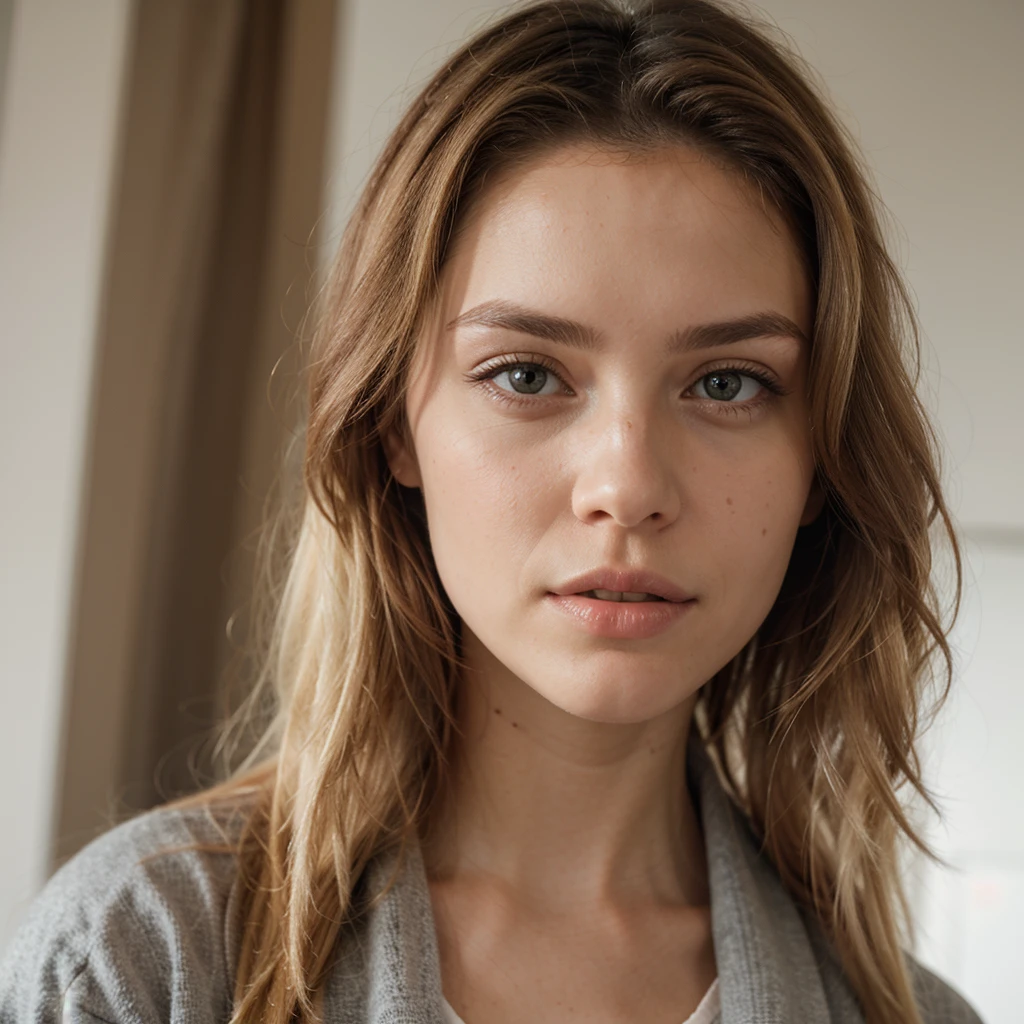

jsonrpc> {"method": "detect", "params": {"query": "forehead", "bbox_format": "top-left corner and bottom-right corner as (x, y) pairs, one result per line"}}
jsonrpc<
(437, 143), (811, 340)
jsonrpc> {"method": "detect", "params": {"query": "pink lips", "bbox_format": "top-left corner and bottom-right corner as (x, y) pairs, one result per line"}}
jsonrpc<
(546, 568), (696, 640)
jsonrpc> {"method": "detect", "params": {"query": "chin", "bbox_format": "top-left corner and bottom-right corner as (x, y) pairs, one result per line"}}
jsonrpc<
(530, 666), (695, 726)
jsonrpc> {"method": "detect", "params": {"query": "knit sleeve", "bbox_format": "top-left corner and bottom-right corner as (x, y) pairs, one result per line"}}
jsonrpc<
(908, 958), (985, 1024)
(0, 805), (247, 1024)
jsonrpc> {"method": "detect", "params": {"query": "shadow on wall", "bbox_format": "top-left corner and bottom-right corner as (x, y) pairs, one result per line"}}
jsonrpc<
(0, 1), (14, 141)
(53, 0), (336, 866)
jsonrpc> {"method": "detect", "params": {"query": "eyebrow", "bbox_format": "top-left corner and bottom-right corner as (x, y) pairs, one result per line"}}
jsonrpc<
(445, 299), (809, 352)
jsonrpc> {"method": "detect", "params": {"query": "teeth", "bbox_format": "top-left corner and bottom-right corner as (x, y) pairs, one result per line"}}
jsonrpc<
(583, 589), (663, 602)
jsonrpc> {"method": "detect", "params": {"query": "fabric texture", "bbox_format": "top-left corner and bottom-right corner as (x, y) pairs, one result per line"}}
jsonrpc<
(0, 745), (984, 1023)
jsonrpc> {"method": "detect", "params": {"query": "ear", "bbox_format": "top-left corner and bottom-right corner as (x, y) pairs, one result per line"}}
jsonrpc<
(799, 473), (827, 526)
(382, 422), (422, 489)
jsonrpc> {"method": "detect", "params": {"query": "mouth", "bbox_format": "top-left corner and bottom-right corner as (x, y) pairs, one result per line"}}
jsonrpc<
(545, 590), (695, 640)
(550, 568), (693, 604)
(545, 567), (695, 639)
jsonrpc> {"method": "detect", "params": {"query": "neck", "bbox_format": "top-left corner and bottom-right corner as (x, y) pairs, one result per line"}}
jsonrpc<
(422, 633), (709, 912)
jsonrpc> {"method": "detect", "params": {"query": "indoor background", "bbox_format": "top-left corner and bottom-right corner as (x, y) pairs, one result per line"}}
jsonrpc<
(0, 1), (1021, 1019)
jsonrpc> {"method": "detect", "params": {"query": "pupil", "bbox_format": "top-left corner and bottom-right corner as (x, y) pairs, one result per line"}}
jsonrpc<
(510, 365), (546, 394)
(705, 371), (742, 401)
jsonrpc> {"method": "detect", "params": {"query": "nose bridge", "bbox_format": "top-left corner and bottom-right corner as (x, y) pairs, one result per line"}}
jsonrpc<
(605, 404), (652, 462)
(571, 391), (681, 528)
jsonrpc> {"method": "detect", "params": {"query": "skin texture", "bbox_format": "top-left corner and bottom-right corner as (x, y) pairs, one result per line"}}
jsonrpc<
(385, 143), (820, 1024)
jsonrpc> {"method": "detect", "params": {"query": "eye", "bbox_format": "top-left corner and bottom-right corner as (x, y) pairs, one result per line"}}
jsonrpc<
(692, 370), (766, 403)
(491, 362), (563, 397)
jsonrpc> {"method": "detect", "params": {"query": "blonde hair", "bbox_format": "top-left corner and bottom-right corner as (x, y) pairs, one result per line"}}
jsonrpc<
(179, 1), (961, 1020)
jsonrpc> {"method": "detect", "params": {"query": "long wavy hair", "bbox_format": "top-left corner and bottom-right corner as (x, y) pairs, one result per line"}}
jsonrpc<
(179, 1), (961, 1021)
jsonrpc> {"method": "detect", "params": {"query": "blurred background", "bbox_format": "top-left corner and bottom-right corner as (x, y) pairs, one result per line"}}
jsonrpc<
(0, 0), (1020, 1017)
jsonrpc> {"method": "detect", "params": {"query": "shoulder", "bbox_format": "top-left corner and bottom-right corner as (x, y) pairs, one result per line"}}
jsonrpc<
(801, 908), (984, 1023)
(907, 956), (985, 1024)
(0, 800), (251, 1024)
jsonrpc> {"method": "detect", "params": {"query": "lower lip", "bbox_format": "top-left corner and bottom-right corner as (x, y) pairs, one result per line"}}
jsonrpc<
(545, 594), (696, 639)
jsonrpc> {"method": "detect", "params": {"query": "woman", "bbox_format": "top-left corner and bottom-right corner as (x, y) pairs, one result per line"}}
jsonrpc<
(0, 1), (983, 1022)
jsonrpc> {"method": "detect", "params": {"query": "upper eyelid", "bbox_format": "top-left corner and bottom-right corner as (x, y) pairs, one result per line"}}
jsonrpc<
(473, 355), (779, 387)
(474, 352), (562, 372)
(688, 356), (780, 378)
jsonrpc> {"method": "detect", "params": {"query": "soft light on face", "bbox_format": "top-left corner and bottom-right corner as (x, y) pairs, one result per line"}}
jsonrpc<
(388, 144), (819, 725)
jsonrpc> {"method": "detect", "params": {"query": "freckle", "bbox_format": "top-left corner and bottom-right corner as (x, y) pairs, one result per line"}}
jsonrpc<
(762, 528), (767, 536)
(494, 708), (502, 715)
(511, 721), (519, 729)
(726, 497), (733, 506)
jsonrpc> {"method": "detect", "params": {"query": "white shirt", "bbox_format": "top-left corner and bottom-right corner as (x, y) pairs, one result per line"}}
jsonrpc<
(441, 977), (721, 1024)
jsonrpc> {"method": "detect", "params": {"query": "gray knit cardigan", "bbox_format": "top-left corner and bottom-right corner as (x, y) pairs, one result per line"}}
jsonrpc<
(0, 746), (983, 1023)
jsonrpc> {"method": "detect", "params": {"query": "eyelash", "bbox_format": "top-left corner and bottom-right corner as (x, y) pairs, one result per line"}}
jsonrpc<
(466, 354), (789, 412)
(465, 353), (567, 406)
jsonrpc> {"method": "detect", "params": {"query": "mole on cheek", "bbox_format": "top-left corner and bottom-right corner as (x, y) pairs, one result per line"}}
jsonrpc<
(725, 497), (733, 506)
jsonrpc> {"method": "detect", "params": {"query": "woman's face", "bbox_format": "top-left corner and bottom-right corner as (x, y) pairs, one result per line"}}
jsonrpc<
(388, 143), (819, 725)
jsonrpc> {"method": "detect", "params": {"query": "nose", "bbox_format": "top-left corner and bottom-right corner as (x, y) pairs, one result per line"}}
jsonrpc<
(570, 407), (682, 529)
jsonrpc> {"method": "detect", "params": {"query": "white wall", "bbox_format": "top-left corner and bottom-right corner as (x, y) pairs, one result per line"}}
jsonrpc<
(0, 0), (132, 947)
(912, 538), (1024, 1024)
(323, 0), (511, 250)
(324, 1), (1023, 1017)
(751, 5), (1024, 1018)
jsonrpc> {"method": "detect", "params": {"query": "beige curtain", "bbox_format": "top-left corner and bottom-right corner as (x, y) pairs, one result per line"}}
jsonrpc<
(54, 0), (336, 865)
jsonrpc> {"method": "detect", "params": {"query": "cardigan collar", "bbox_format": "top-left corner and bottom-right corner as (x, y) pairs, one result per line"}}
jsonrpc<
(688, 744), (861, 1022)
(322, 741), (863, 1023)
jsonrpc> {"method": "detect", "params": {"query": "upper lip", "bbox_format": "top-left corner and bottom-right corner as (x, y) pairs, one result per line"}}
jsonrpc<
(550, 568), (695, 603)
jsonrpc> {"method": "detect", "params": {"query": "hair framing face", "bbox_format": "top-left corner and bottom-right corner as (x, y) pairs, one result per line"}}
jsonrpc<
(183, 4), (962, 1022)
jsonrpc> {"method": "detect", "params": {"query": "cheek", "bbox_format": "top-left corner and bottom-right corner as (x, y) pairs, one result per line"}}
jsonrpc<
(414, 404), (563, 614)
(696, 435), (812, 613)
